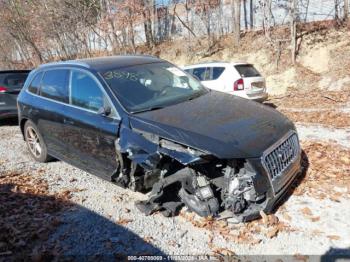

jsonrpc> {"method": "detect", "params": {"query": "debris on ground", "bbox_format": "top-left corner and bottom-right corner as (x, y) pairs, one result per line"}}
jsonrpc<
(296, 141), (350, 199)
(0, 170), (71, 259)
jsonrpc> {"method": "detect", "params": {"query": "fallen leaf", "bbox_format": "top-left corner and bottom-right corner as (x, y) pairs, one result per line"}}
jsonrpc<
(116, 218), (133, 225)
(266, 227), (279, 238)
(327, 235), (341, 240)
(260, 210), (269, 225)
(282, 212), (292, 221)
(212, 247), (235, 256)
(300, 207), (313, 217)
(311, 216), (320, 222)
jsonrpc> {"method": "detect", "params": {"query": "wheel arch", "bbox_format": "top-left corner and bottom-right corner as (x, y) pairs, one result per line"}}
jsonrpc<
(20, 118), (28, 139)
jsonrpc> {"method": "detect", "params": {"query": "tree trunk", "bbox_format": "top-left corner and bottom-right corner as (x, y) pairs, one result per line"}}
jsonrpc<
(334, 0), (339, 21)
(250, 0), (254, 29)
(141, 0), (154, 48)
(290, 0), (297, 64)
(232, 0), (241, 46)
(344, 0), (349, 20)
(243, 0), (248, 30)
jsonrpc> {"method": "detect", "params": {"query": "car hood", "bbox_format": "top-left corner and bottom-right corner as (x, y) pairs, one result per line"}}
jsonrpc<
(129, 91), (296, 159)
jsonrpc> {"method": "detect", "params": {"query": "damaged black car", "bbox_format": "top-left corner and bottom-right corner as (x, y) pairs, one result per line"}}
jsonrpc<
(17, 55), (302, 222)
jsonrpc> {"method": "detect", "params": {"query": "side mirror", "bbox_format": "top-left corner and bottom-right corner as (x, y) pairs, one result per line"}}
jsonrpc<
(98, 106), (111, 116)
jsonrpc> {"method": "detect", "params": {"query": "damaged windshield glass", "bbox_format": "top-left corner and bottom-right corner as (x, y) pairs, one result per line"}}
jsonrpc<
(100, 62), (208, 113)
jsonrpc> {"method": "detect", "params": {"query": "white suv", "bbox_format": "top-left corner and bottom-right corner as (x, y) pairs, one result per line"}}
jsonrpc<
(183, 62), (268, 102)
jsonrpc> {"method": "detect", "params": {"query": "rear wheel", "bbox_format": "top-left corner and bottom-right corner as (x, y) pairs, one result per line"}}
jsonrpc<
(24, 120), (51, 162)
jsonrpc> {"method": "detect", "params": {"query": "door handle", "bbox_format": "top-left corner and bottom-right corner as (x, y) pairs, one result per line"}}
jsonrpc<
(64, 119), (75, 125)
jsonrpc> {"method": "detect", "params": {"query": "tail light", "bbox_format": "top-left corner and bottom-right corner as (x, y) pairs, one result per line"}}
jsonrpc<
(0, 86), (8, 93)
(233, 79), (244, 91)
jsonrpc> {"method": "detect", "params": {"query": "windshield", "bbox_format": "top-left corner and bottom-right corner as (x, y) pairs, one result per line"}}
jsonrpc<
(101, 62), (208, 113)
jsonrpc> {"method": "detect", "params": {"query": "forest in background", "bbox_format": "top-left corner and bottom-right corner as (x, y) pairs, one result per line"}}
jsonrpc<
(0, 0), (349, 69)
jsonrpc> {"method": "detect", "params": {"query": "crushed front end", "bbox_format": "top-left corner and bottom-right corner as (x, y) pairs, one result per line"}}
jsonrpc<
(113, 123), (302, 223)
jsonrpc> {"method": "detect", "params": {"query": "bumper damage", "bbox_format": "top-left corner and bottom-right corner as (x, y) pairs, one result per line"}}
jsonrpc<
(112, 124), (302, 223)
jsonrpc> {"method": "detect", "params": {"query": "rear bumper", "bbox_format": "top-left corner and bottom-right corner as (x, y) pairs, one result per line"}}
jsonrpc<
(0, 108), (18, 119)
(251, 93), (268, 102)
(227, 91), (268, 102)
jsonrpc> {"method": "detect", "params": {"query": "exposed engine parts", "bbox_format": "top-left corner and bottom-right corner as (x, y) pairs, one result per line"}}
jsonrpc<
(112, 125), (271, 222)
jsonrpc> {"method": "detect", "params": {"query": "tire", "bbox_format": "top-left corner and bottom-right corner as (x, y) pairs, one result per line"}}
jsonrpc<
(24, 120), (51, 162)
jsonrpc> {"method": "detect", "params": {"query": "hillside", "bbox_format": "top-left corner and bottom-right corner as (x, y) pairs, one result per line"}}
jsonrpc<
(156, 23), (350, 96)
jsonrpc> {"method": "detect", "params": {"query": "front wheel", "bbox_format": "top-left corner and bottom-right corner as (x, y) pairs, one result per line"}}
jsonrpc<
(24, 120), (51, 162)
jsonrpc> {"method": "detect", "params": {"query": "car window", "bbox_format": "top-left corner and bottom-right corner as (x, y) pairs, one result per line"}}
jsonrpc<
(28, 72), (43, 94)
(70, 70), (114, 115)
(40, 69), (69, 103)
(234, 64), (261, 77)
(192, 67), (210, 81)
(2, 73), (29, 89)
(211, 67), (225, 80)
(184, 69), (192, 74)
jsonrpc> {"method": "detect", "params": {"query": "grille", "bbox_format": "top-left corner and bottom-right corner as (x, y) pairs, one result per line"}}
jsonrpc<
(262, 133), (300, 180)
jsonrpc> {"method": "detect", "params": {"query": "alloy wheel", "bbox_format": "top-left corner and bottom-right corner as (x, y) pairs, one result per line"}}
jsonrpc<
(26, 127), (42, 158)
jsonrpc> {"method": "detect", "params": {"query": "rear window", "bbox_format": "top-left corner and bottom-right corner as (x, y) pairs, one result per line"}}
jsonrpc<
(0, 72), (29, 89)
(234, 64), (261, 77)
(40, 69), (69, 103)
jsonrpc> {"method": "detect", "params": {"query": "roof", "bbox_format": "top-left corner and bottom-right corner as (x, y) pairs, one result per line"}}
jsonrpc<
(39, 55), (163, 71)
(182, 61), (252, 69)
(0, 70), (31, 74)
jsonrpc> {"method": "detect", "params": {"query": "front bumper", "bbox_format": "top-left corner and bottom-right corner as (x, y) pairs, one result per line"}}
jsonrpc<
(241, 153), (302, 222)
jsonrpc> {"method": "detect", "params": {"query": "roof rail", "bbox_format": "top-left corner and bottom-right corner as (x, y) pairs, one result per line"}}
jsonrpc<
(39, 60), (90, 68)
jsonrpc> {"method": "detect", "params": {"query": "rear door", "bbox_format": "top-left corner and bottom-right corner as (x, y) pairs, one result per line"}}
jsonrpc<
(62, 69), (120, 179)
(34, 69), (70, 159)
(234, 64), (266, 96)
(202, 67), (226, 91)
(0, 71), (29, 116)
(187, 67), (226, 91)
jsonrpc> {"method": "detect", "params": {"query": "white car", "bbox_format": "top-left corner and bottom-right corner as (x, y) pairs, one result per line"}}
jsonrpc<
(183, 62), (268, 102)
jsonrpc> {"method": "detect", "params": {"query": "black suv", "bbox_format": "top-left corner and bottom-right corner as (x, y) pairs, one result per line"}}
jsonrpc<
(0, 70), (30, 119)
(18, 56), (302, 222)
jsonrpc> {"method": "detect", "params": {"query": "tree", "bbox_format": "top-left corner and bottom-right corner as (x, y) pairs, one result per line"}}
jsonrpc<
(232, 0), (241, 46)
(249, 0), (254, 29)
(290, 0), (297, 64)
(344, 0), (349, 20)
(141, 0), (155, 48)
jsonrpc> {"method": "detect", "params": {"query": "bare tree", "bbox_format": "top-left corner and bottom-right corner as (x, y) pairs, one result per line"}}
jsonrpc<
(249, 0), (254, 29)
(232, 0), (241, 46)
(141, 0), (155, 48)
(344, 0), (349, 20)
(290, 0), (297, 64)
(334, 0), (339, 21)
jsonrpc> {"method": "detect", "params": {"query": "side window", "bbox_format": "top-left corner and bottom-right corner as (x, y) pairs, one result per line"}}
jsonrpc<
(192, 67), (210, 81)
(184, 69), (192, 74)
(40, 70), (69, 103)
(211, 67), (225, 80)
(28, 72), (43, 94)
(70, 70), (112, 113)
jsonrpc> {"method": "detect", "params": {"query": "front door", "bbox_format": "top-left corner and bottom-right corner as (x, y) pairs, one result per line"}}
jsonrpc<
(62, 69), (120, 180)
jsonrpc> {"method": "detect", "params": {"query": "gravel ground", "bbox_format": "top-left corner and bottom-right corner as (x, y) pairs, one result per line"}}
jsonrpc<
(1, 121), (350, 259)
